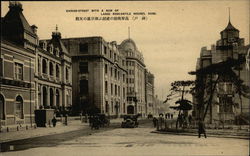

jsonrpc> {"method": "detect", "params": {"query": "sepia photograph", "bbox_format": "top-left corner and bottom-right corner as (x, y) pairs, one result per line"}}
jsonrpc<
(0, 0), (249, 155)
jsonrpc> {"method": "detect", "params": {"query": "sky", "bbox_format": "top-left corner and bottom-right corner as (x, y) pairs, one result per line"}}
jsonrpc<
(1, 1), (249, 101)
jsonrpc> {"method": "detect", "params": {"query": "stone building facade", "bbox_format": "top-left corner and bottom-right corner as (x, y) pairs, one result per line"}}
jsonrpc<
(193, 18), (250, 124)
(0, 2), (37, 126)
(62, 37), (127, 116)
(0, 2), (72, 126)
(37, 30), (72, 110)
(145, 70), (155, 115)
(118, 39), (146, 116)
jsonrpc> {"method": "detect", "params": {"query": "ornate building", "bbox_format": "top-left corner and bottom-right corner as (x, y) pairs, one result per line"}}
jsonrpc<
(0, 2), (72, 127)
(193, 17), (250, 124)
(118, 39), (147, 116)
(37, 29), (72, 110)
(1, 2), (37, 126)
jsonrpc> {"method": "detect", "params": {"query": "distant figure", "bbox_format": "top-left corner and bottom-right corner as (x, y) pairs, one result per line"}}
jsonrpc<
(153, 117), (158, 128)
(198, 119), (207, 138)
(52, 117), (57, 127)
(188, 115), (193, 126)
(171, 114), (173, 119)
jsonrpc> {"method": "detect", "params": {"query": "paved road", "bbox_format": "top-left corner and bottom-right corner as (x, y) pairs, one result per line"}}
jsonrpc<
(1, 120), (249, 156)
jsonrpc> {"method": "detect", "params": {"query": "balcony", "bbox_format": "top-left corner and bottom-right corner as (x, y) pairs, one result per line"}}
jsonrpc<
(42, 73), (49, 80)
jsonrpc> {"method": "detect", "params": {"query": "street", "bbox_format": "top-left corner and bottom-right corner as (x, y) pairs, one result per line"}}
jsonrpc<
(1, 120), (248, 156)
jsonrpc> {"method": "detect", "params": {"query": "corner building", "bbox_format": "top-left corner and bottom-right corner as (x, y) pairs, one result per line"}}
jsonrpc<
(62, 37), (127, 117)
(118, 39), (146, 116)
(0, 2), (37, 125)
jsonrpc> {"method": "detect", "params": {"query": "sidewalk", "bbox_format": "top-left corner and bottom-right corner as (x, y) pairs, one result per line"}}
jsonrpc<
(152, 128), (250, 139)
(0, 120), (88, 143)
(0, 117), (124, 143)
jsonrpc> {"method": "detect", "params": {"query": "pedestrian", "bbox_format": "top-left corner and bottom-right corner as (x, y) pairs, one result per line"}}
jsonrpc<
(198, 119), (207, 138)
(153, 117), (158, 128)
(188, 115), (193, 126)
(52, 117), (57, 127)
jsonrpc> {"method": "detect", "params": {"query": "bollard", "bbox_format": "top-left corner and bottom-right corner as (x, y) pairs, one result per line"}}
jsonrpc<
(17, 126), (19, 131)
(7, 127), (9, 132)
(26, 125), (28, 130)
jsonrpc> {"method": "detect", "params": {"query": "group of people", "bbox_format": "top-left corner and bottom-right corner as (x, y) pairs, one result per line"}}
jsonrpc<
(152, 113), (207, 138)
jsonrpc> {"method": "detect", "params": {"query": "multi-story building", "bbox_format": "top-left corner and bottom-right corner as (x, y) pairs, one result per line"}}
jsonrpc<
(0, 2), (73, 127)
(193, 18), (250, 124)
(145, 70), (155, 116)
(61, 37), (127, 117)
(37, 29), (72, 111)
(0, 2), (37, 126)
(118, 39), (146, 116)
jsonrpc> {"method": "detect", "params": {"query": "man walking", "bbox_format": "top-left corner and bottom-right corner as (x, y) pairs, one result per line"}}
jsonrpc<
(198, 119), (207, 138)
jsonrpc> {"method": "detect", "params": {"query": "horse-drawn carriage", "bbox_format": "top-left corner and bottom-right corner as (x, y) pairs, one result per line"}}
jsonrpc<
(121, 114), (139, 128)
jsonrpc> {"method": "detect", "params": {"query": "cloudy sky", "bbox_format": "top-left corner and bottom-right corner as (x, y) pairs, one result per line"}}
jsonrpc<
(1, 1), (249, 101)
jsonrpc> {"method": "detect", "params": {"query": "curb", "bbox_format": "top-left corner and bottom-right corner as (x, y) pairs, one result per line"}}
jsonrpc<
(151, 130), (250, 140)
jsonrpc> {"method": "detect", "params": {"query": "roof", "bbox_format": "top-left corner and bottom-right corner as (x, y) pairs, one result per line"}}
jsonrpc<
(221, 21), (239, 33)
(3, 4), (36, 36)
(47, 32), (69, 54)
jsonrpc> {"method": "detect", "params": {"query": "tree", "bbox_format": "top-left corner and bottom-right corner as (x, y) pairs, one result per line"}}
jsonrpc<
(189, 57), (250, 125)
(164, 80), (195, 129)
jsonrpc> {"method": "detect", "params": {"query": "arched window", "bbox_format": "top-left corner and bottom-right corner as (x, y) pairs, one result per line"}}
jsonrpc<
(49, 62), (54, 76)
(38, 58), (40, 73)
(0, 94), (5, 120)
(56, 65), (60, 78)
(50, 88), (54, 106)
(15, 95), (23, 119)
(66, 67), (69, 81)
(42, 59), (47, 74)
(43, 87), (47, 106)
(56, 89), (60, 107)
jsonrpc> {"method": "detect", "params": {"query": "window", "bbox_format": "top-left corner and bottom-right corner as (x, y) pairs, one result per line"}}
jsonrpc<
(117, 71), (120, 80)
(37, 58), (40, 73)
(111, 83), (113, 95)
(79, 62), (88, 73)
(105, 64), (108, 74)
(123, 74), (125, 82)
(66, 67), (69, 81)
(80, 80), (88, 95)
(15, 95), (23, 119)
(114, 53), (117, 61)
(0, 94), (5, 120)
(104, 46), (107, 55)
(56, 65), (60, 78)
(115, 85), (117, 96)
(15, 63), (23, 80)
(49, 62), (54, 76)
(0, 58), (3, 76)
(123, 87), (125, 98)
(79, 43), (88, 53)
(118, 86), (120, 96)
(105, 101), (109, 113)
(42, 59), (47, 74)
(110, 67), (113, 77)
(105, 81), (108, 94)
